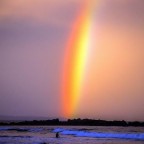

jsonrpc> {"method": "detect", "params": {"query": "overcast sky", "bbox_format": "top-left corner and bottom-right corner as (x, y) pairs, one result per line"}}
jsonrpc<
(0, 0), (144, 121)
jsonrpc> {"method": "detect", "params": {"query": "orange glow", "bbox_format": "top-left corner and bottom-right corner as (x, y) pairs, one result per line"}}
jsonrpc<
(62, 1), (96, 118)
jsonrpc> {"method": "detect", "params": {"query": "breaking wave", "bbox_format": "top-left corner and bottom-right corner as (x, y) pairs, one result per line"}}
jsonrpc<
(53, 128), (144, 140)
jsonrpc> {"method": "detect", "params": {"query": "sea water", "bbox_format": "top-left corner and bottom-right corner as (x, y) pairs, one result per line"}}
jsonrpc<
(0, 126), (144, 144)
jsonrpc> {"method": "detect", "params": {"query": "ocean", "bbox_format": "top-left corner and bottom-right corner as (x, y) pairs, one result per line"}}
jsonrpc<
(0, 126), (144, 144)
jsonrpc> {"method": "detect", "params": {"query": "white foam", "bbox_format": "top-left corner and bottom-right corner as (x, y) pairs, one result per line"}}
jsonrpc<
(54, 128), (144, 140)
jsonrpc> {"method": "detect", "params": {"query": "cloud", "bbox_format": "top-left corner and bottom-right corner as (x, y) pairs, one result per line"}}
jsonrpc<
(99, 0), (144, 26)
(0, 0), (82, 27)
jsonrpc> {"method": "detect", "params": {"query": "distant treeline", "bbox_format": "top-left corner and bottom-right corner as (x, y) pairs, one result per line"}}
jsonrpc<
(0, 118), (144, 127)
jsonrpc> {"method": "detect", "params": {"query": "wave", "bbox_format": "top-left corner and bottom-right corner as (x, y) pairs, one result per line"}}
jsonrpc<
(0, 127), (43, 132)
(53, 128), (144, 140)
(0, 135), (32, 138)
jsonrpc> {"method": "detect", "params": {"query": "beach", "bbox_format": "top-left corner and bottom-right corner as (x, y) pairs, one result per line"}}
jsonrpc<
(0, 126), (144, 144)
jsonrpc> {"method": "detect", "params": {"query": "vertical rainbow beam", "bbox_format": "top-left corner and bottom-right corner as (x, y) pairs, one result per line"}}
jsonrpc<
(62, 0), (97, 118)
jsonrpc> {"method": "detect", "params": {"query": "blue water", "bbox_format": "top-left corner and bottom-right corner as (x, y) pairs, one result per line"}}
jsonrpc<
(0, 126), (144, 144)
(54, 128), (144, 140)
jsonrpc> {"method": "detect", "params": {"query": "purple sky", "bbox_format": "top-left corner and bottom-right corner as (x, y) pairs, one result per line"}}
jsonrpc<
(0, 0), (144, 121)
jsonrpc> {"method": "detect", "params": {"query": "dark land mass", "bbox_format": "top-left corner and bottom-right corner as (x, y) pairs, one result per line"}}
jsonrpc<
(0, 118), (144, 127)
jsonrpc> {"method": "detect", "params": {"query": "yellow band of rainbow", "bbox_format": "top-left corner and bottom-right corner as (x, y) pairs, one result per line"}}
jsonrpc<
(62, 0), (99, 118)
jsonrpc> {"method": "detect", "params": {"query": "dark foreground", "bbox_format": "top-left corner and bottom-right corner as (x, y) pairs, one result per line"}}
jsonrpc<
(1, 119), (144, 127)
(0, 126), (144, 144)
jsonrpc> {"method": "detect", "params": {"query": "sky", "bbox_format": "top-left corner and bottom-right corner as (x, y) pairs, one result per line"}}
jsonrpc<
(0, 0), (144, 121)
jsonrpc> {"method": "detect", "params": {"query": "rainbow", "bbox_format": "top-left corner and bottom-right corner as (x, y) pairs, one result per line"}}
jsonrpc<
(62, 0), (99, 118)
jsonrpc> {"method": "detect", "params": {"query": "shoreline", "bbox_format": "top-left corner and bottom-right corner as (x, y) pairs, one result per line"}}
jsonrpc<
(0, 119), (144, 127)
